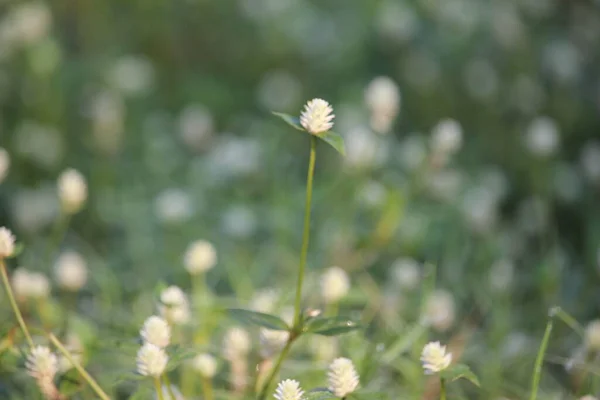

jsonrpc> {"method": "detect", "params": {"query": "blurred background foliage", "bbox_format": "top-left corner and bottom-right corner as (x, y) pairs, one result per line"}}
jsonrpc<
(1, 0), (600, 399)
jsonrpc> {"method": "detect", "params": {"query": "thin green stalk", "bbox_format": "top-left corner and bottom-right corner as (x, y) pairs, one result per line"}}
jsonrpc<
(48, 333), (111, 400)
(257, 339), (293, 400)
(202, 376), (214, 400)
(440, 378), (447, 400)
(0, 259), (33, 348)
(293, 135), (317, 328)
(162, 373), (177, 400)
(529, 312), (555, 400)
(155, 376), (165, 400)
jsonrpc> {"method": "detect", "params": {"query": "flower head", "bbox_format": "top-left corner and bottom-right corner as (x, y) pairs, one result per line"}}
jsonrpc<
(0, 227), (15, 258)
(159, 285), (190, 325)
(54, 251), (87, 291)
(585, 320), (600, 350)
(274, 379), (304, 400)
(57, 169), (88, 214)
(320, 266), (350, 304)
(183, 240), (217, 274)
(192, 353), (218, 378)
(136, 343), (168, 377)
(26, 346), (58, 381)
(420, 341), (452, 374)
(141, 316), (171, 348)
(223, 327), (250, 360)
(328, 357), (359, 397)
(299, 98), (335, 134)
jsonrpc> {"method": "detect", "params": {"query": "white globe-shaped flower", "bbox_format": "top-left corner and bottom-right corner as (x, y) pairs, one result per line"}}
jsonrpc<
(183, 240), (217, 274)
(525, 116), (560, 157)
(54, 250), (88, 291)
(223, 327), (251, 360)
(422, 289), (456, 332)
(159, 286), (190, 325)
(140, 316), (171, 348)
(57, 168), (88, 214)
(364, 76), (401, 134)
(0, 227), (15, 258)
(431, 118), (463, 156)
(390, 258), (420, 290)
(299, 98), (335, 134)
(274, 379), (304, 400)
(26, 346), (58, 381)
(328, 357), (359, 397)
(585, 320), (600, 350)
(15, 270), (51, 300)
(321, 266), (350, 304)
(136, 343), (168, 377)
(421, 341), (452, 374)
(191, 353), (218, 378)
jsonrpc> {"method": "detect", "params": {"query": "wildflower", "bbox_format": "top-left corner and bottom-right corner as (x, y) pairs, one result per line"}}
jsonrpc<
(321, 266), (350, 304)
(223, 327), (251, 360)
(580, 396), (598, 400)
(54, 251), (87, 291)
(250, 288), (279, 313)
(431, 118), (463, 157)
(0, 148), (10, 183)
(183, 240), (217, 275)
(191, 353), (218, 378)
(26, 346), (58, 381)
(57, 169), (87, 214)
(585, 320), (600, 351)
(364, 76), (401, 134)
(328, 357), (359, 397)
(140, 316), (171, 348)
(260, 328), (289, 358)
(136, 343), (168, 377)
(390, 258), (420, 290)
(274, 379), (304, 400)
(154, 189), (194, 225)
(0, 227), (15, 258)
(299, 98), (335, 134)
(159, 286), (190, 325)
(421, 341), (452, 374)
(422, 289), (456, 332)
(178, 104), (214, 151)
(525, 116), (560, 157)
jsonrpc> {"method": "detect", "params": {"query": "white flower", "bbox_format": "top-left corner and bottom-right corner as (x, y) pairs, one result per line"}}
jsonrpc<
(390, 258), (420, 290)
(223, 327), (250, 360)
(525, 116), (560, 157)
(183, 240), (217, 274)
(54, 251), (88, 291)
(250, 288), (279, 313)
(421, 341), (452, 374)
(191, 353), (218, 378)
(431, 118), (463, 157)
(274, 379), (304, 400)
(14, 268), (51, 300)
(328, 357), (359, 397)
(321, 266), (350, 304)
(0, 227), (15, 258)
(422, 289), (456, 332)
(141, 316), (171, 348)
(580, 396), (598, 400)
(0, 148), (10, 184)
(26, 346), (58, 381)
(57, 169), (88, 214)
(108, 55), (155, 96)
(154, 189), (194, 225)
(178, 104), (214, 151)
(10, 3), (52, 45)
(136, 343), (168, 377)
(585, 320), (600, 350)
(159, 286), (190, 325)
(299, 98), (335, 134)
(260, 328), (289, 358)
(364, 76), (401, 134)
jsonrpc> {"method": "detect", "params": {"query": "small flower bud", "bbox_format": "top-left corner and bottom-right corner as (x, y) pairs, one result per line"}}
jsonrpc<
(585, 320), (600, 350)
(328, 357), (359, 397)
(183, 240), (217, 275)
(136, 343), (168, 377)
(421, 341), (452, 374)
(299, 98), (335, 134)
(54, 251), (87, 291)
(223, 327), (250, 360)
(321, 266), (350, 304)
(192, 353), (218, 378)
(0, 227), (16, 258)
(57, 169), (87, 214)
(26, 346), (58, 381)
(159, 286), (190, 325)
(140, 316), (171, 348)
(274, 379), (304, 400)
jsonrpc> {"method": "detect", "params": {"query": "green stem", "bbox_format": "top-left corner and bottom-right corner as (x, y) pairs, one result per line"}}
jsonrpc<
(293, 135), (317, 328)
(162, 373), (177, 400)
(440, 378), (446, 400)
(257, 340), (293, 400)
(202, 376), (214, 400)
(0, 259), (34, 348)
(529, 311), (555, 400)
(48, 333), (111, 400)
(155, 376), (165, 400)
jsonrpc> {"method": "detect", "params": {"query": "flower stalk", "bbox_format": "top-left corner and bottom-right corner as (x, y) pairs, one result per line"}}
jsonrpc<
(0, 259), (34, 348)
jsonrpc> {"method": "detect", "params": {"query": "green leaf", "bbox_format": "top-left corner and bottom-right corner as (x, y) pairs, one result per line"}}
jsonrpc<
(317, 131), (346, 156)
(272, 112), (304, 131)
(304, 316), (361, 336)
(305, 388), (337, 400)
(440, 364), (480, 387)
(227, 308), (289, 331)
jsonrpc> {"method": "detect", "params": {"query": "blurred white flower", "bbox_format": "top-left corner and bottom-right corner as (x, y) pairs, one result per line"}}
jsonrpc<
(159, 286), (190, 325)
(430, 119), (463, 158)
(421, 341), (452, 374)
(108, 55), (155, 96)
(12, 268), (50, 301)
(0, 148), (10, 183)
(90, 90), (125, 155)
(328, 357), (359, 397)
(426, 169), (463, 201)
(461, 187), (498, 233)
(260, 328), (289, 358)
(375, 1), (418, 44)
(525, 117), (560, 157)
(257, 70), (302, 111)
(580, 396), (598, 400)
(154, 189), (194, 225)
(192, 353), (218, 378)
(250, 288), (279, 313)
(358, 180), (386, 208)
(321, 266), (350, 304)
(10, 3), (51, 45)
(491, 2), (525, 49)
(136, 343), (168, 377)
(54, 251), (88, 291)
(543, 40), (581, 83)
(184, 240), (217, 275)
(299, 98), (335, 134)
(178, 104), (214, 151)
(364, 76), (400, 134)
(0, 227), (15, 258)
(423, 289), (456, 332)
(208, 135), (262, 179)
(141, 316), (171, 348)
(585, 320), (600, 351)
(390, 258), (420, 290)
(345, 126), (385, 169)
(223, 327), (251, 360)
(26, 346), (58, 381)
(489, 259), (515, 292)
(57, 169), (88, 214)
(274, 379), (304, 400)
(309, 336), (338, 363)
(580, 141), (600, 182)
